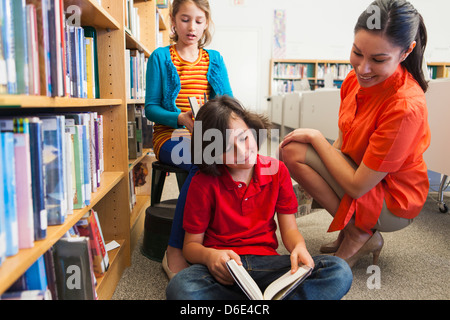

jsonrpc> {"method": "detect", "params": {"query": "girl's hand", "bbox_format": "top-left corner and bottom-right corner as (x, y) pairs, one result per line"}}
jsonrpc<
(178, 110), (195, 133)
(280, 128), (321, 148)
(290, 245), (314, 273)
(206, 249), (242, 285)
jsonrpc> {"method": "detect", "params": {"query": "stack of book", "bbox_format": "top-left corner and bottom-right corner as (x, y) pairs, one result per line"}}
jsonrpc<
(0, 0), (100, 98)
(1, 209), (109, 300)
(0, 112), (104, 264)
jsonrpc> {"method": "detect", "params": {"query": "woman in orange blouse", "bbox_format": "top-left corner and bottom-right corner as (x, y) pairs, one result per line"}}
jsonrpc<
(279, 0), (431, 268)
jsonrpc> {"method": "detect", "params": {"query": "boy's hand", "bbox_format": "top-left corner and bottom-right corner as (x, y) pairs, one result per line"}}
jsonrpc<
(290, 245), (314, 273)
(206, 249), (241, 286)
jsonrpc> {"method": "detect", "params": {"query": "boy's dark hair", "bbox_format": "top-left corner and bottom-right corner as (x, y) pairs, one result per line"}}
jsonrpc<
(191, 95), (271, 176)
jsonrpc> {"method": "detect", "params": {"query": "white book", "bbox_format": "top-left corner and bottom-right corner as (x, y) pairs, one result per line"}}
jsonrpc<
(226, 259), (312, 300)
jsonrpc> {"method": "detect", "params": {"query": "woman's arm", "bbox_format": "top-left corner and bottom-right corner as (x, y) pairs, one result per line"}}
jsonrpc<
(281, 128), (387, 199)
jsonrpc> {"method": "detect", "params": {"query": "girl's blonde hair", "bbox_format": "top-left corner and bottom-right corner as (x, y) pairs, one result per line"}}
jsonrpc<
(169, 0), (213, 48)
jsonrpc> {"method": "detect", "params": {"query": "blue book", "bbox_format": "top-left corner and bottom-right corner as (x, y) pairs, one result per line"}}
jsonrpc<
(25, 255), (48, 291)
(1, 0), (17, 94)
(0, 141), (6, 265)
(27, 117), (47, 240)
(40, 115), (66, 225)
(12, 0), (29, 94)
(0, 131), (18, 256)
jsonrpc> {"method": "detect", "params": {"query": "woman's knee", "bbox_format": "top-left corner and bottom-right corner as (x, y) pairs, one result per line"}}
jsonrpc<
(279, 142), (308, 167)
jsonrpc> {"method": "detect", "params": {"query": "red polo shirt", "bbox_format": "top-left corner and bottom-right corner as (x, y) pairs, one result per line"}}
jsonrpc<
(328, 65), (430, 234)
(183, 155), (298, 256)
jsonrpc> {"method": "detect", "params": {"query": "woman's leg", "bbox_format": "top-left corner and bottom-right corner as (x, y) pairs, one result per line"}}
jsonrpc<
(280, 142), (371, 259)
(280, 142), (342, 215)
(158, 137), (196, 273)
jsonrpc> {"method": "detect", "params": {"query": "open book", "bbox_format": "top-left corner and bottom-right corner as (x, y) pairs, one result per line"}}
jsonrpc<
(226, 259), (313, 300)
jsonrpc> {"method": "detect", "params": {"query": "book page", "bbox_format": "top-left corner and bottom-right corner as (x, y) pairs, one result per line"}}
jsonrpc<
(264, 265), (312, 300)
(188, 97), (200, 118)
(226, 259), (263, 300)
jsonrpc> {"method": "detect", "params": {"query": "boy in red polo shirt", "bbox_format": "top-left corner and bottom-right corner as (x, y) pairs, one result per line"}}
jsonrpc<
(166, 96), (352, 300)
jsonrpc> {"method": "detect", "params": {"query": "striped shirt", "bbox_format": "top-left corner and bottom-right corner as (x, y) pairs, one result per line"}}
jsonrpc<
(152, 45), (211, 158)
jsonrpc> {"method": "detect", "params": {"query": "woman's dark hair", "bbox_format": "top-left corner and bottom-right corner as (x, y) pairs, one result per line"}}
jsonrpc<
(355, 0), (428, 92)
(191, 95), (271, 176)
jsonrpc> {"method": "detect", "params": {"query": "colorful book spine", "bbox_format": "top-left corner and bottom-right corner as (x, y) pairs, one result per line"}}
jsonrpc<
(1, 131), (19, 256)
(14, 130), (35, 249)
(12, 0), (29, 94)
(40, 116), (66, 225)
(0, 141), (6, 265)
(1, 0), (17, 94)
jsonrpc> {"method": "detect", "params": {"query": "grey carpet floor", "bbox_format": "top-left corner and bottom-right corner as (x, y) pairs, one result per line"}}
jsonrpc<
(112, 174), (450, 300)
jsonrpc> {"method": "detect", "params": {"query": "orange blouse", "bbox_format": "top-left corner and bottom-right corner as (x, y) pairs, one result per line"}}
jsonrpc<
(328, 65), (431, 234)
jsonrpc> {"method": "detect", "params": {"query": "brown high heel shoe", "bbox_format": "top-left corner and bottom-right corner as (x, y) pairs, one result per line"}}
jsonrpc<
(345, 231), (384, 268)
(320, 231), (344, 254)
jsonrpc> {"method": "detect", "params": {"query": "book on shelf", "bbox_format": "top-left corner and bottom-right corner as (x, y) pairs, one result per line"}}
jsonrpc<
(13, 120), (35, 249)
(0, 112), (104, 240)
(53, 236), (97, 300)
(1, 255), (52, 300)
(0, 137), (6, 265)
(2, 225), (110, 300)
(26, 4), (40, 95)
(0, 0), (99, 98)
(226, 259), (313, 300)
(13, 0), (30, 95)
(2, 0), (17, 94)
(27, 117), (48, 240)
(75, 209), (110, 277)
(40, 115), (67, 225)
(126, 49), (147, 100)
(0, 127), (19, 257)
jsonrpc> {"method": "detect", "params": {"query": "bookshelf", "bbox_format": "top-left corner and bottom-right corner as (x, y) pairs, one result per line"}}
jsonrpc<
(270, 59), (450, 95)
(427, 62), (450, 79)
(0, 0), (168, 300)
(269, 59), (353, 95)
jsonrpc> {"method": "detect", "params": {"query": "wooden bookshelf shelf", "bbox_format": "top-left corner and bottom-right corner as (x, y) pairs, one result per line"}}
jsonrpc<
(65, 0), (121, 30)
(0, 95), (122, 108)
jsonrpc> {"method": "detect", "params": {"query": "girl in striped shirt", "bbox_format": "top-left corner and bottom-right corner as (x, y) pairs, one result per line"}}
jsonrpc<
(145, 0), (233, 279)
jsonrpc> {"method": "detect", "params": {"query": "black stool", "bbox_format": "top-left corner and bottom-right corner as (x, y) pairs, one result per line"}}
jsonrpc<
(141, 162), (189, 261)
(141, 199), (178, 262)
(151, 161), (189, 206)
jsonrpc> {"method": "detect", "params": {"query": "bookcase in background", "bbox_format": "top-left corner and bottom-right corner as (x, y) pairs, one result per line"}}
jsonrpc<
(269, 59), (353, 95)
(0, 0), (169, 300)
(270, 59), (450, 96)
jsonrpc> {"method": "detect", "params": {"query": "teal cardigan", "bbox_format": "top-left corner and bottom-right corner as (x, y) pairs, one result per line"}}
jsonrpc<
(144, 46), (233, 128)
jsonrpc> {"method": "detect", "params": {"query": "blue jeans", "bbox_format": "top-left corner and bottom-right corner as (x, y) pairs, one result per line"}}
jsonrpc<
(166, 255), (352, 300)
(158, 137), (198, 249)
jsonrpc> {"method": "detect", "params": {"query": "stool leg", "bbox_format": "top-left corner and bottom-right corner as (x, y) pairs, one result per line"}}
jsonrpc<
(151, 167), (166, 206)
(175, 172), (189, 192)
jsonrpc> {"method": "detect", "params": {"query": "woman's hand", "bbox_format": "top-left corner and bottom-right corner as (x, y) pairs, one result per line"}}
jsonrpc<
(205, 249), (241, 286)
(177, 110), (195, 133)
(280, 128), (322, 148)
